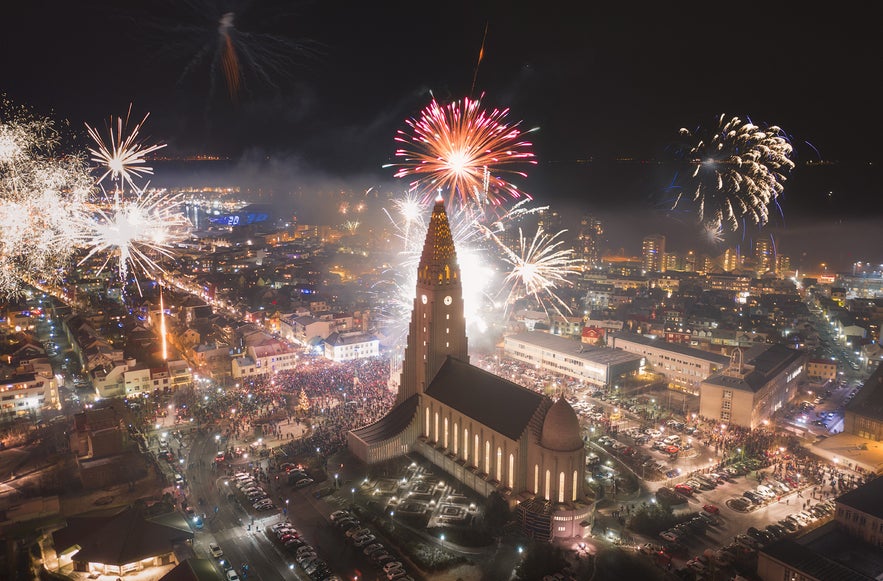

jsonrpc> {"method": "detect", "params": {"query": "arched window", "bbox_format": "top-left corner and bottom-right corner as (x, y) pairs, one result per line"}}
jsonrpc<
(496, 447), (502, 481)
(434, 412), (439, 442)
(463, 428), (469, 462)
(443, 417), (449, 448)
(453, 422), (459, 455)
(484, 441), (490, 475)
(558, 472), (565, 503)
(572, 470), (578, 501)
(544, 469), (551, 500)
(508, 454), (515, 489)
(534, 464), (539, 494)
(424, 407), (429, 436)
(474, 434), (479, 468)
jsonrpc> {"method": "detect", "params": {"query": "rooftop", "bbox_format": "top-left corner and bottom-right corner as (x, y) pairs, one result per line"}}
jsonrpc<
(836, 475), (883, 519)
(506, 331), (644, 367)
(845, 364), (883, 422)
(425, 357), (548, 441)
(609, 331), (731, 364)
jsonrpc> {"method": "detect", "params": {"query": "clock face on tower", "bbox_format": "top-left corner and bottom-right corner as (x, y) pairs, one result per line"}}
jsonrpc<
(421, 294), (428, 304)
(444, 295), (452, 305)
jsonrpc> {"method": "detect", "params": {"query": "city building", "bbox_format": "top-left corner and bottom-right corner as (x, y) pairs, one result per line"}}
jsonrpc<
(92, 359), (193, 399)
(230, 342), (300, 379)
(503, 331), (642, 387)
(348, 199), (591, 540)
(698, 344), (806, 429)
(843, 364), (883, 442)
(807, 358), (838, 382)
(0, 369), (60, 420)
(641, 234), (665, 273)
(608, 331), (730, 395)
(757, 477), (883, 581)
(323, 331), (379, 362)
(51, 506), (193, 577)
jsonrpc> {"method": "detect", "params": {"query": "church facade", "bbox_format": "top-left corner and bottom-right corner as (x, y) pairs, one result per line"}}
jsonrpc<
(348, 198), (591, 540)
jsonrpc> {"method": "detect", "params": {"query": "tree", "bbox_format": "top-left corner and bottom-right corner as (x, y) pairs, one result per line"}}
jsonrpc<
(297, 388), (310, 413)
(481, 491), (511, 534)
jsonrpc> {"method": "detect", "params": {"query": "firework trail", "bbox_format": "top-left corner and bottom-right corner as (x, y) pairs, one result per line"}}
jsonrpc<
(0, 99), (92, 297)
(489, 226), (584, 318)
(388, 94), (537, 210)
(86, 104), (167, 193)
(159, 0), (322, 103)
(673, 114), (794, 232)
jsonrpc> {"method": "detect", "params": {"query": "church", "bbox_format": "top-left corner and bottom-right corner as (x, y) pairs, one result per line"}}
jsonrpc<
(348, 198), (591, 540)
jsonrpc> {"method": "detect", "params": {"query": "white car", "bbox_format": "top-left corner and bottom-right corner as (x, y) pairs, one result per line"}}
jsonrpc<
(226, 570), (240, 581)
(209, 542), (223, 558)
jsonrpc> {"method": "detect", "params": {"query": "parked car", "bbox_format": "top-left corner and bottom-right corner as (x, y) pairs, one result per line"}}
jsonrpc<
(209, 542), (223, 558)
(703, 504), (720, 514)
(674, 483), (694, 496)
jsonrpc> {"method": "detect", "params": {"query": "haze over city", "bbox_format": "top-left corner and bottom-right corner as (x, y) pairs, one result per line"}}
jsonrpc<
(3, 3), (883, 581)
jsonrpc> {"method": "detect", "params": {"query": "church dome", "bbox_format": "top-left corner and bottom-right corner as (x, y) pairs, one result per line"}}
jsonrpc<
(540, 397), (583, 452)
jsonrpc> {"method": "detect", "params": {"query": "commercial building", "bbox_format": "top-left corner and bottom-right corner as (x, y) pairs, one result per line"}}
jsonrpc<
(503, 331), (642, 387)
(608, 332), (730, 395)
(698, 343), (806, 429)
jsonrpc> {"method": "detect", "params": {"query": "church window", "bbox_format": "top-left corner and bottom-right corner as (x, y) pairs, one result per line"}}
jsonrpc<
(443, 417), (449, 448)
(509, 454), (515, 489)
(446, 342), (449, 348)
(496, 447), (502, 481)
(484, 441), (490, 475)
(424, 407), (429, 436)
(545, 470), (551, 500)
(434, 412), (439, 443)
(463, 428), (469, 461)
(558, 472), (565, 503)
(572, 470), (578, 501)
(474, 434), (480, 468)
(453, 423), (459, 455)
(534, 465), (539, 494)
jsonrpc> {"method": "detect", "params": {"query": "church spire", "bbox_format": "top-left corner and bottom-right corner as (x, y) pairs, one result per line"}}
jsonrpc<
(417, 197), (459, 287)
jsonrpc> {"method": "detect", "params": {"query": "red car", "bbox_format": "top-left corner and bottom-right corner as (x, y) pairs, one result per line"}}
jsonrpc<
(703, 504), (720, 514)
(674, 484), (693, 496)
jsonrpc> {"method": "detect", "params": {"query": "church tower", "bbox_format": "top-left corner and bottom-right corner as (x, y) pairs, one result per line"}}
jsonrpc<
(397, 197), (469, 403)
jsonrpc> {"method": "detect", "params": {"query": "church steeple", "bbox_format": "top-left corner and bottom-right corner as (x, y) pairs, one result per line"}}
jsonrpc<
(397, 197), (469, 403)
(418, 197), (459, 287)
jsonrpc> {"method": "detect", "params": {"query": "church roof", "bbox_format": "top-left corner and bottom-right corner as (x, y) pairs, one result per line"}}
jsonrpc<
(541, 398), (583, 451)
(349, 394), (418, 444)
(425, 357), (546, 441)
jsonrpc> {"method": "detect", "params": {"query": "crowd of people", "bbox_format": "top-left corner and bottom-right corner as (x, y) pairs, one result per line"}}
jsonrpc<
(170, 355), (396, 464)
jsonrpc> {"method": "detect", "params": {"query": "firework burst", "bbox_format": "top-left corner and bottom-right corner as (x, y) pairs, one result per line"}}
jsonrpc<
(86, 105), (167, 192)
(388, 95), (536, 209)
(491, 226), (584, 318)
(673, 114), (794, 231)
(76, 187), (190, 294)
(0, 99), (92, 297)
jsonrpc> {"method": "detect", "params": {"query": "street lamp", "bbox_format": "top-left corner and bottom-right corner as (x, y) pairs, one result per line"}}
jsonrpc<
(351, 487), (355, 508)
(440, 533), (445, 549)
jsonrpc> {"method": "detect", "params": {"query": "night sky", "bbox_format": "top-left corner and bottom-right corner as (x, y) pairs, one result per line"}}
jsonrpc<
(4, 1), (882, 269)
